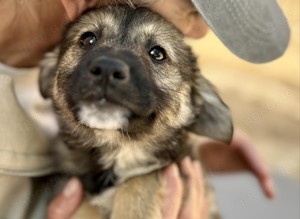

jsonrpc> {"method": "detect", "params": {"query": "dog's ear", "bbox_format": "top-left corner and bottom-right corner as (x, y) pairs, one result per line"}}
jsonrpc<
(39, 48), (59, 99)
(186, 75), (233, 144)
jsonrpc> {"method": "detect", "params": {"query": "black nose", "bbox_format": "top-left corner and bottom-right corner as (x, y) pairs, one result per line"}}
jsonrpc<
(88, 57), (130, 84)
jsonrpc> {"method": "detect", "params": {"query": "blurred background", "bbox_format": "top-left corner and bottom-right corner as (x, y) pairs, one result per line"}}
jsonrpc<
(187, 0), (299, 180)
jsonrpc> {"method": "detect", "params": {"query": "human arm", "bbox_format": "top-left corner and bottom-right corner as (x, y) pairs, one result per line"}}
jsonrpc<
(199, 129), (275, 198)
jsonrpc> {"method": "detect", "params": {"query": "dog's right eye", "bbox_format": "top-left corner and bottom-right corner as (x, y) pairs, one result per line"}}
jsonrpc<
(80, 32), (97, 47)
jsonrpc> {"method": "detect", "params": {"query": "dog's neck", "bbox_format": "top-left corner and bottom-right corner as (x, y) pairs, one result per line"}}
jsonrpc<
(99, 141), (168, 180)
(59, 127), (186, 194)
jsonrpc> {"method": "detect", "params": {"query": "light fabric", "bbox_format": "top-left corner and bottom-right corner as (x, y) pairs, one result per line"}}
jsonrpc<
(0, 74), (55, 219)
(0, 74), (54, 176)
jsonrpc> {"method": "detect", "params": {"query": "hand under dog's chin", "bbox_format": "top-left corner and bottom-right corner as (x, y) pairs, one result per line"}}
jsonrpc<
(77, 100), (132, 130)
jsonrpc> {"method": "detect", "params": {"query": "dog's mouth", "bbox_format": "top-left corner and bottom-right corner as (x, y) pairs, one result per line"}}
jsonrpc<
(77, 98), (131, 130)
(76, 98), (155, 130)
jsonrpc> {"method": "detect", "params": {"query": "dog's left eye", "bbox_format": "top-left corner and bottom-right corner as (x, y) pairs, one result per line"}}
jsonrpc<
(80, 32), (97, 47)
(149, 46), (166, 61)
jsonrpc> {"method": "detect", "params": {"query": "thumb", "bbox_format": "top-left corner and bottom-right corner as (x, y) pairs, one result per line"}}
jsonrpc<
(47, 178), (84, 219)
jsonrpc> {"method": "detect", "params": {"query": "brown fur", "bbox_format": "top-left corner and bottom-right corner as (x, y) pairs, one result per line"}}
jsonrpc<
(40, 5), (233, 219)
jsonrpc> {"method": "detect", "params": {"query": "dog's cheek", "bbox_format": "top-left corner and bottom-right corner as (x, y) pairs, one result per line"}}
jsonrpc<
(152, 65), (183, 90)
(54, 47), (84, 92)
(153, 81), (193, 134)
(174, 87), (194, 127)
(166, 85), (193, 129)
(151, 63), (193, 125)
(52, 65), (81, 122)
(58, 44), (85, 75)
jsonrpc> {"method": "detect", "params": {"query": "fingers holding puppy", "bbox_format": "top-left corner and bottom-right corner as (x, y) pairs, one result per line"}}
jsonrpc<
(62, 0), (208, 38)
(106, 0), (211, 38)
(179, 158), (207, 219)
(162, 158), (207, 219)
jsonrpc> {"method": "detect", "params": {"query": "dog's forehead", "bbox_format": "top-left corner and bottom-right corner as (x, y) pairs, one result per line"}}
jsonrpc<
(76, 9), (122, 36)
(67, 7), (183, 57)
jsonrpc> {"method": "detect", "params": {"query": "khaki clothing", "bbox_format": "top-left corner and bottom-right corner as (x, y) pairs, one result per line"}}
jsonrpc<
(0, 65), (98, 218)
(0, 72), (55, 219)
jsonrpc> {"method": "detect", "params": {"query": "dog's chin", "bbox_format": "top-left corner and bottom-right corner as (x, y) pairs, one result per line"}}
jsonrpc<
(77, 99), (132, 130)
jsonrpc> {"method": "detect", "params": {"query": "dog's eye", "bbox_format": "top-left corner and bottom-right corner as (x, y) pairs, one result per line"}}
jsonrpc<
(149, 46), (166, 61)
(80, 32), (97, 47)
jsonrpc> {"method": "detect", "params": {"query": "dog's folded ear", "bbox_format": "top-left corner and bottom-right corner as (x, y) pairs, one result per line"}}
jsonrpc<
(186, 75), (233, 144)
(39, 48), (59, 99)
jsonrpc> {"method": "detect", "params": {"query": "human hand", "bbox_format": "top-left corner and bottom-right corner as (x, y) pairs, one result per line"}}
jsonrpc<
(48, 158), (207, 219)
(199, 129), (275, 198)
(162, 157), (208, 219)
(47, 178), (83, 219)
(63, 0), (208, 39)
(1, 0), (207, 67)
(148, 0), (208, 39)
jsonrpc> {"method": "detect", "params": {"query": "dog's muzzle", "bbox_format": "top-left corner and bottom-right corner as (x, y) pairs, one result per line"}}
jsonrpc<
(67, 47), (157, 129)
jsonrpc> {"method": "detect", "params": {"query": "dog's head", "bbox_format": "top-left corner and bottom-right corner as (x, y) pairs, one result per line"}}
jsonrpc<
(40, 6), (233, 146)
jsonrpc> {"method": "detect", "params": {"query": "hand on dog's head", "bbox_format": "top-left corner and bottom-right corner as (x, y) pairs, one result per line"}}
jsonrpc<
(40, 5), (233, 145)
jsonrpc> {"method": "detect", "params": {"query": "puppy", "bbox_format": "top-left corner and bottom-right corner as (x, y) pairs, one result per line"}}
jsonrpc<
(40, 5), (233, 219)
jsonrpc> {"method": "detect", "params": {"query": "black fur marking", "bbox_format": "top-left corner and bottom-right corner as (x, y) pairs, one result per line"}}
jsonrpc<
(153, 131), (186, 162)
(80, 165), (118, 195)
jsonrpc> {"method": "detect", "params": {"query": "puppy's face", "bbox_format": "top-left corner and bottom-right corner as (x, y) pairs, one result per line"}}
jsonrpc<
(41, 6), (232, 145)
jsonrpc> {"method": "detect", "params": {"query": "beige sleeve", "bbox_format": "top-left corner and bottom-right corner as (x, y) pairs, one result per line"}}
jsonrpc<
(0, 74), (55, 175)
(0, 73), (56, 219)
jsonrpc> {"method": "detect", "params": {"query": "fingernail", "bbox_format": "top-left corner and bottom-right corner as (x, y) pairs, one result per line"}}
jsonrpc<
(265, 178), (276, 198)
(163, 164), (179, 183)
(193, 160), (202, 174)
(182, 156), (193, 167)
(63, 178), (79, 198)
(168, 164), (179, 177)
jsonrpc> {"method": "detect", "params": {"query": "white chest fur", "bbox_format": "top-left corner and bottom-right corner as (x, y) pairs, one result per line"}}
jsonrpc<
(99, 142), (165, 183)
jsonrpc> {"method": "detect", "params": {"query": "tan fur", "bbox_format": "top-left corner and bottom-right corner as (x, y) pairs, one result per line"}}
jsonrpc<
(111, 171), (163, 219)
